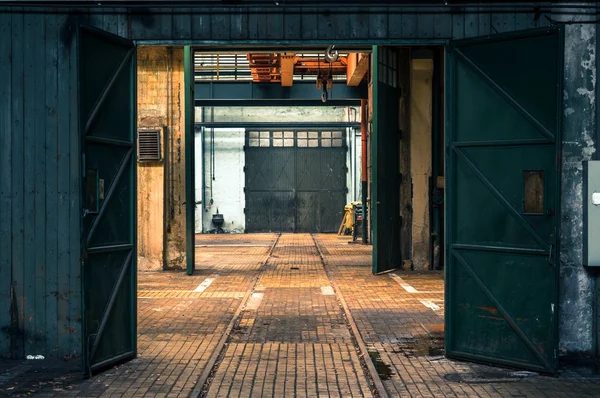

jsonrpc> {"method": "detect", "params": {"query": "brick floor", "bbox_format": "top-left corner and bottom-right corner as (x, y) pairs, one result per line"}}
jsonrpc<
(1, 233), (600, 397)
(313, 233), (600, 398)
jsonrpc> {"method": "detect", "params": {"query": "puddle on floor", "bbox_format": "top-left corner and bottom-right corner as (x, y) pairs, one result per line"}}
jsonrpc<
(392, 338), (445, 358)
(368, 351), (394, 380)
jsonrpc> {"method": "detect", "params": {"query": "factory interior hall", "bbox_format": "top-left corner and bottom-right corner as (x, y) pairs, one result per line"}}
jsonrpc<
(2, 10), (600, 396)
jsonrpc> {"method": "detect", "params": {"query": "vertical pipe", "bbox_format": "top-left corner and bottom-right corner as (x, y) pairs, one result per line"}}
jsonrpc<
(361, 99), (368, 244)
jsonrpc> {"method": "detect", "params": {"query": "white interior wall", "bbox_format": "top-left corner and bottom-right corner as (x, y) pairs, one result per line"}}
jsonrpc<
(202, 128), (246, 232)
(195, 106), (362, 233)
(194, 128), (203, 233)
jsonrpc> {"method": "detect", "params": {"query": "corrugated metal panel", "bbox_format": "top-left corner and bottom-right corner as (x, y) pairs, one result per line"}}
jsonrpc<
(0, 3), (561, 360)
(0, 8), (81, 360)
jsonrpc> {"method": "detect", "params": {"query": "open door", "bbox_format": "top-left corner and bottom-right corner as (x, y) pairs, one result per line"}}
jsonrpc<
(79, 25), (137, 375)
(445, 28), (562, 373)
(372, 46), (401, 274)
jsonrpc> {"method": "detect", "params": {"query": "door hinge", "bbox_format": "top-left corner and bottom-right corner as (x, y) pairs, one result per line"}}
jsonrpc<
(243, 208), (246, 213)
(243, 166), (247, 172)
(243, 187), (246, 193)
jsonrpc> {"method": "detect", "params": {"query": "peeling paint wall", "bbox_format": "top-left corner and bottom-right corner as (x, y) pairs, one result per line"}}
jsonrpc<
(410, 58), (434, 271)
(137, 46), (186, 271)
(559, 14), (597, 357)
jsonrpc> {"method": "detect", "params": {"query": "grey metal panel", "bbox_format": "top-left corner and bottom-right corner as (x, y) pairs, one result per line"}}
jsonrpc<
(11, 8), (25, 359)
(478, 8), (492, 36)
(230, 8), (248, 41)
(0, 8), (82, 360)
(464, 7), (479, 38)
(212, 8), (230, 41)
(0, 7), (12, 357)
(23, 10), (38, 357)
(57, 11), (77, 357)
(32, 11), (47, 356)
(44, 10), (59, 357)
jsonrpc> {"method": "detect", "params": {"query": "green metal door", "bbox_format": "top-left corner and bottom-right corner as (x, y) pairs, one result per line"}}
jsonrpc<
(78, 25), (137, 375)
(446, 28), (562, 373)
(372, 46), (401, 274)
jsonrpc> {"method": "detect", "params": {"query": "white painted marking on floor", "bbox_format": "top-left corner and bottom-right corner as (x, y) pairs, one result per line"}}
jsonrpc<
(419, 299), (441, 311)
(193, 277), (216, 292)
(245, 293), (264, 310)
(321, 286), (335, 295)
(389, 273), (418, 293)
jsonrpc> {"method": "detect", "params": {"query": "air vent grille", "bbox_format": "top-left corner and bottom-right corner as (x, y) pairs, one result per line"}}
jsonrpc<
(137, 129), (162, 162)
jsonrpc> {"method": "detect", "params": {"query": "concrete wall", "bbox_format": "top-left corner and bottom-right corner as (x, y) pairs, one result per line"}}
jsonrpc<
(201, 128), (246, 233)
(410, 58), (434, 271)
(195, 106), (358, 233)
(137, 47), (187, 270)
(558, 13), (598, 358)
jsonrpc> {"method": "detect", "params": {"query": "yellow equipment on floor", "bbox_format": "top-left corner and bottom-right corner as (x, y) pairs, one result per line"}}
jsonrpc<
(338, 201), (362, 236)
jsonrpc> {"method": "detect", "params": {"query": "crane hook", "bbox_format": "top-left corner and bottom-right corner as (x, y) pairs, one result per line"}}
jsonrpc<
(324, 45), (339, 63)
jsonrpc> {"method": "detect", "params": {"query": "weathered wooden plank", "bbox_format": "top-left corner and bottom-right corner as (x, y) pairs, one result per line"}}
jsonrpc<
(369, 7), (388, 39)
(301, 7), (318, 41)
(32, 11), (47, 356)
(55, 11), (71, 355)
(0, 6), (13, 358)
(464, 7), (479, 38)
(266, 11), (284, 40)
(401, 9), (417, 39)
(283, 7), (301, 41)
(23, 10), (37, 357)
(158, 8), (173, 40)
(349, 9), (369, 40)
(172, 8), (192, 40)
(88, 7), (103, 29)
(130, 9), (154, 40)
(452, 10), (464, 40)
(10, 10), (25, 358)
(253, 9), (268, 41)
(478, 7), (491, 36)
(514, 10), (531, 31)
(433, 8), (452, 39)
(191, 8), (211, 40)
(491, 12), (513, 34)
(117, 7), (129, 38)
(319, 8), (342, 40)
(102, 9), (119, 35)
(68, 21), (81, 355)
(417, 12), (434, 39)
(44, 12), (59, 358)
(388, 11), (402, 39)
(211, 8), (231, 41)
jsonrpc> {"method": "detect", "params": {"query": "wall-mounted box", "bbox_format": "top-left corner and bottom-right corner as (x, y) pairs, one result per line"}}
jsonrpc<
(583, 161), (600, 266)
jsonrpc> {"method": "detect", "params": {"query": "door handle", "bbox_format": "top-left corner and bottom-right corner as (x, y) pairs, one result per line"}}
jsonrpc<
(548, 244), (554, 264)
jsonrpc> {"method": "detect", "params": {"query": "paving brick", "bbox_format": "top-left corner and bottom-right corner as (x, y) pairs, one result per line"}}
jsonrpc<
(2, 233), (600, 397)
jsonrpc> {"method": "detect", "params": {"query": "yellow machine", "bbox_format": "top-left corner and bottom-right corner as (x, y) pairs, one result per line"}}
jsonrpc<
(338, 201), (362, 236)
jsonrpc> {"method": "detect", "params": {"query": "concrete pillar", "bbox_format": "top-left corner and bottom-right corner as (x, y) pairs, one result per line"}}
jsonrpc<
(137, 46), (186, 271)
(398, 49), (412, 268)
(410, 58), (434, 271)
(558, 16), (597, 358)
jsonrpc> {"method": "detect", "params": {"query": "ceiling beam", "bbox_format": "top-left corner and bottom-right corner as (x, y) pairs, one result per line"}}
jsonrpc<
(347, 53), (370, 87)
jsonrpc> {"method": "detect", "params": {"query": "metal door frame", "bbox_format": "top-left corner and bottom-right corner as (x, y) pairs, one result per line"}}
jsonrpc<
(243, 127), (350, 233)
(444, 27), (563, 373)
